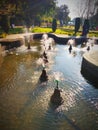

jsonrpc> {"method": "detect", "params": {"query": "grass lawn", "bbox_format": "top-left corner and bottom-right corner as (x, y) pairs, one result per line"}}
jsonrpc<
(0, 26), (98, 38)
(31, 27), (98, 37)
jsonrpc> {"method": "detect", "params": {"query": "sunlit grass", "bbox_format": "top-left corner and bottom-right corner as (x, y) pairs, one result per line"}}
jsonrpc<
(31, 27), (98, 37)
(31, 27), (52, 33)
(0, 27), (23, 38)
(9, 28), (23, 34)
(0, 26), (98, 38)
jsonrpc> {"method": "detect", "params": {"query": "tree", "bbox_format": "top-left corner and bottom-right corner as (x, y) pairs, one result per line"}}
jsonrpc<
(20, 0), (57, 27)
(89, 0), (98, 28)
(82, 19), (90, 36)
(76, 0), (97, 19)
(52, 18), (57, 32)
(0, 0), (19, 33)
(56, 5), (69, 26)
(0, 0), (57, 32)
(0, 15), (10, 33)
(74, 17), (81, 35)
(75, 0), (98, 34)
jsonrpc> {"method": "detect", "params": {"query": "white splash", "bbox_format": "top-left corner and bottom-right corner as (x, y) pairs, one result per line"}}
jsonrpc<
(53, 72), (65, 82)
(67, 39), (75, 45)
(41, 34), (55, 51)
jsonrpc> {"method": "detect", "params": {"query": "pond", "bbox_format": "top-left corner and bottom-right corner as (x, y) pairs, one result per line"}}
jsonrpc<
(0, 38), (98, 130)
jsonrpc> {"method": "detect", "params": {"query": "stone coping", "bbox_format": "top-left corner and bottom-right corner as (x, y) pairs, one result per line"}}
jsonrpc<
(83, 50), (98, 66)
(0, 33), (98, 45)
(0, 33), (33, 44)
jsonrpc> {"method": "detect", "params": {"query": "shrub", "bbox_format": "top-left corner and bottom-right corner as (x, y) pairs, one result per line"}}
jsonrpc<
(82, 19), (90, 36)
(75, 17), (81, 35)
(0, 15), (10, 33)
(52, 18), (57, 32)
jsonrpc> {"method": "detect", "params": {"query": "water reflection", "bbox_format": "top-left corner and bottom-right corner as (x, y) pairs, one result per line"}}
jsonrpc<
(0, 40), (98, 130)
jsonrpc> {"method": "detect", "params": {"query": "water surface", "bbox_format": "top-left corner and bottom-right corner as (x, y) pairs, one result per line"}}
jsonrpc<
(0, 41), (98, 130)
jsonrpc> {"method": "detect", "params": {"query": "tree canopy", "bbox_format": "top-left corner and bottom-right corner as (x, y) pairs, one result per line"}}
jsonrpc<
(55, 4), (69, 26)
(0, 0), (57, 27)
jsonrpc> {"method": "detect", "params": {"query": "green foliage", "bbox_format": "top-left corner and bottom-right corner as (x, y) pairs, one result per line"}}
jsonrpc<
(9, 28), (23, 34)
(0, 26), (98, 38)
(52, 18), (57, 32)
(30, 26), (98, 37)
(75, 17), (81, 35)
(0, 15), (10, 33)
(55, 4), (69, 26)
(31, 27), (52, 33)
(0, 27), (23, 37)
(0, 0), (57, 30)
(82, 19), (90, 36)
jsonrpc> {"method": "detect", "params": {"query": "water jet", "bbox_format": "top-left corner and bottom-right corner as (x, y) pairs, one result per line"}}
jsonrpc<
(50, 80), (63, 105)
(39, 68), (48, 83)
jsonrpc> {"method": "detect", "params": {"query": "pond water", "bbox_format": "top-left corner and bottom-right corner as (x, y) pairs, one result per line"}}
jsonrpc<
(0, 39), (98, 130)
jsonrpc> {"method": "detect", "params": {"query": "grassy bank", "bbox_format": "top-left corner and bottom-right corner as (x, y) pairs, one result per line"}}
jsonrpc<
(31, 27), (98, 37)
(0, 26), (98, 38)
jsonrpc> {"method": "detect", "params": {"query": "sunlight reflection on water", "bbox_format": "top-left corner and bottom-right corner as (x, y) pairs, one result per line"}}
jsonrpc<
(0, 40), (98, 130)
